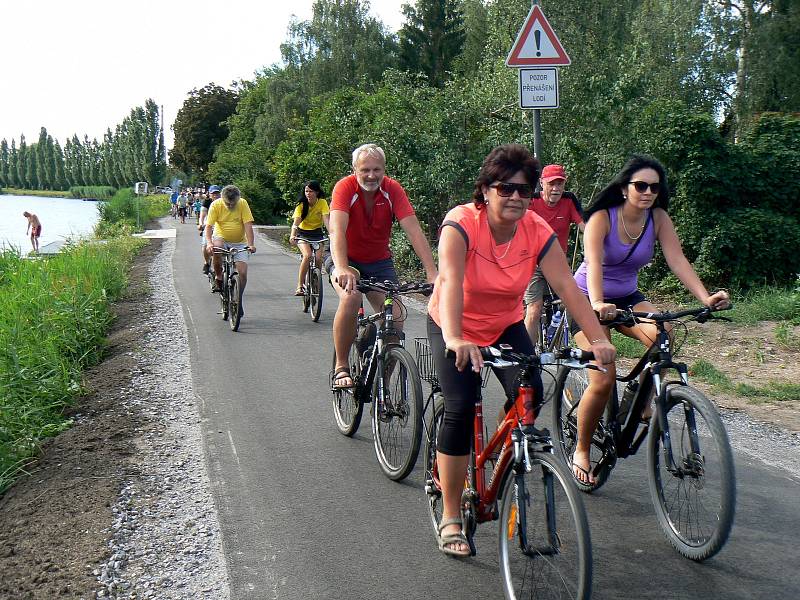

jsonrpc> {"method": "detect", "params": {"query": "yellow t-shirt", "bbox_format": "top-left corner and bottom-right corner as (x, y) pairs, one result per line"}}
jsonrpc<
(207, 198), (254, 243)
(292, 199), (330, 231)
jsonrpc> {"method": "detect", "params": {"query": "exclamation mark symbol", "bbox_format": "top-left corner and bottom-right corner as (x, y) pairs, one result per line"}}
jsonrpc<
(534, 29), (541, 57)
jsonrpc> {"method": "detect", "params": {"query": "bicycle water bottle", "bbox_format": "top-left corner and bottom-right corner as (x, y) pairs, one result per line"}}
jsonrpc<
(519, 385), (536, 427)
(545, 310), (563, 344)
(617, 380), (639, 424)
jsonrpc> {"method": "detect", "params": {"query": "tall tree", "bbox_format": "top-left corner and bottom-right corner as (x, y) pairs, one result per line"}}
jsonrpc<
(170, 83), (239, 176)
(53, 140), (67, 190)
(36, 127), (49, 189)
(0, 139), (8, 187)
(16, 134), (27, 189)
(8, 139), (18, 188)
(399, 0), (465, 86)
(454, 0), (489, 77)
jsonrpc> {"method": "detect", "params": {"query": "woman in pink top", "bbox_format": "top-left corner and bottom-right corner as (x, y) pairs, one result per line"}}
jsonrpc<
(570, 155), (730, 485)
(427, 144), (615, 556)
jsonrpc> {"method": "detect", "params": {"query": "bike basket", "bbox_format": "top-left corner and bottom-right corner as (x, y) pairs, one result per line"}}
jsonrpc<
(414, 337), (439, 387)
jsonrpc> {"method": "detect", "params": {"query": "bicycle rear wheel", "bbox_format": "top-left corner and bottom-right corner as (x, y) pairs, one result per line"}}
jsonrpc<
(229, 274), (242, 332)
(310, 267), (323, 322)
(551, 366), (613, 493)
(330, 343), (363, 437)
(647, 385), (735, 561)
(422, 393), (445, 535)
(371, 346), (423, 481)
(498, 451), (592, 600)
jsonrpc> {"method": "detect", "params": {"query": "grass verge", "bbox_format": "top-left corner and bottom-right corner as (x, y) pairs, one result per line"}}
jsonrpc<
(1, 187), (71, 198)
(689, 359), (800, 404)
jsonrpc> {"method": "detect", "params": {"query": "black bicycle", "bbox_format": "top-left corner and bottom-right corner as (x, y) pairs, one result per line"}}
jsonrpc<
(330, 278), (433, 481)
(537, 283), (571, 353)
(295, 235), (328, 322)
(212, 247), (250, 332)
(551, 306), (736, 561)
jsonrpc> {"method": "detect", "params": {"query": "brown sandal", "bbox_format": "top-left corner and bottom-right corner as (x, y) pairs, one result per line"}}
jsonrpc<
(332, 367), (354, 389)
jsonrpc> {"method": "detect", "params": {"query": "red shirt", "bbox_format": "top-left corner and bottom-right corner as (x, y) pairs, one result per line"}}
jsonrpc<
(528, 193), (582, 252)
(330, 174), (415, 263)
(428, 203), (557, 346)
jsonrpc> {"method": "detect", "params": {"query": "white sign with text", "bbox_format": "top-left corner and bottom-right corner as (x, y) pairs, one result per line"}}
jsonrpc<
(518, 68), (559, 109)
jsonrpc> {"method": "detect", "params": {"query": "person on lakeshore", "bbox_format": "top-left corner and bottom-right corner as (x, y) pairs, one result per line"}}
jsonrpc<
(199, 185), (221, 275)
(205, 185), (256, 317)
(23, 211), (42, 253)
(570, 154), (729, 485)
(329, 143), (437, 389)
(523, 164), (585, 344)
(289, 180), (330, 296)
(427, 144), (615, 556)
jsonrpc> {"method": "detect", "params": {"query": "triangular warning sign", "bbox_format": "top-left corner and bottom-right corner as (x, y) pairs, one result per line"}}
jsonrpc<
(506, 5), (571, 67)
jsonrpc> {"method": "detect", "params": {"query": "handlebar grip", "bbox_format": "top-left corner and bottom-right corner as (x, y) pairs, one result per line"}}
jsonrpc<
(562, 348), (594, 362)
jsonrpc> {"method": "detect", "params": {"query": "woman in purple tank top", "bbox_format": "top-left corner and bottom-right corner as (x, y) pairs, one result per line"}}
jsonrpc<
(570, 155), (730, 485)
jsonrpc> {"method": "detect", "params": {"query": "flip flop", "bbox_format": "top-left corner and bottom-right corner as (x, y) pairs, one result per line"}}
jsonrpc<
(294, 287), (304, 296)
(572, 460), (596, 485)
(332, 367), (354, 389)
(437, 517), (470, 557)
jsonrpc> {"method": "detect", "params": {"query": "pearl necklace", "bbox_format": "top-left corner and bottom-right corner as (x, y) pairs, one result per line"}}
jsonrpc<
(620, 209), (646, 241)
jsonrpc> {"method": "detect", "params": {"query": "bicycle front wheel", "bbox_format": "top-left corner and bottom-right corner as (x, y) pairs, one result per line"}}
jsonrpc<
(647, 385), (735, 561)
(498, 452), (592, 600)
(330, 343), (363, 437)
(219, 277), (229, 321)
(302, 269), (311, 313)
(551, 366), (613, 493)
(422, 393), (445, 535)
(371, 346), (424, 481)
(229, 274), (242, 332)
(310, 267), (323, 322)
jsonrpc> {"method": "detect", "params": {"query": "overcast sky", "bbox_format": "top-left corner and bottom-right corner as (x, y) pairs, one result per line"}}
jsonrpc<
(0, 0), (407, 150)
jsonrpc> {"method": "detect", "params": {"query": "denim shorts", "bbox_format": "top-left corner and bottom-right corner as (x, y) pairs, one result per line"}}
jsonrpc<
(349, 257), (398, 283)
(212, 240), (250, 263)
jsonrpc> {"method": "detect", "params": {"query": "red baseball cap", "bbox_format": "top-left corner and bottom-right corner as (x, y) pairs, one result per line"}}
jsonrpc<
(541, 164), (567, 182)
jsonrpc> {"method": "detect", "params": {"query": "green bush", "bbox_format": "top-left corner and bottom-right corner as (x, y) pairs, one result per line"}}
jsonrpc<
(95, 189), (169, 235)
(69, 186), (117, 200)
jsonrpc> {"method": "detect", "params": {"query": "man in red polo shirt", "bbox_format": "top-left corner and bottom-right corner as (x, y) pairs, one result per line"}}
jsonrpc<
(329, 143), (437, 388)
(524, 164), (585, 344)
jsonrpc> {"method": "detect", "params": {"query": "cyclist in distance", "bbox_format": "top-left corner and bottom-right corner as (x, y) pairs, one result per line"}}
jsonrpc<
(570, 154), (729, 485)
(427, 144), (615, 556)
(289, 180), (330, 296)
(329, 143), (437, 389)
(199, 185), (221, 275)
(204, 185), (257, 316)
(523, 164), (585, 344)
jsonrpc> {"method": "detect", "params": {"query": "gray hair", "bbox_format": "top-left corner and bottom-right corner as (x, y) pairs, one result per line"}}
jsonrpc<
(351, 143), (386, 169)
(221, 185), (241, 205)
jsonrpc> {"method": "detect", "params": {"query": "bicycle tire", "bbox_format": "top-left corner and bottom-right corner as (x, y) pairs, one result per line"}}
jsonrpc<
(647, 385), (735, 561)
(498, 451), (592, 600)
(330, 344), (363, 437)
(310, 267), (323, 322)
(423, 393), (445, 535)
(229, 274), (242, 332)
(302, 269), (311, 313)
(551, 366), (613, 493)
(371, 346), (424, 481)
(220, 275), (229, 321)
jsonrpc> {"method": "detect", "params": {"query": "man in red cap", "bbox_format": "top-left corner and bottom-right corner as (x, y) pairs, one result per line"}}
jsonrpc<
(524, 164), (585, 345)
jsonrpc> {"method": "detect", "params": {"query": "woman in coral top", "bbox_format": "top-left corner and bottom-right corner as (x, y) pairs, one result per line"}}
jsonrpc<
(427, 144), (616, 556)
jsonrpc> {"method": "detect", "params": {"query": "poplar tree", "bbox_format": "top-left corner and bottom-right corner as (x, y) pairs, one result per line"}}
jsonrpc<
(0, 139), (8, 187)
(53, 140), (67, 190)
(16, 135), (27, 189)
(36, 127), (49, 189)
(8, 139), (18, 188)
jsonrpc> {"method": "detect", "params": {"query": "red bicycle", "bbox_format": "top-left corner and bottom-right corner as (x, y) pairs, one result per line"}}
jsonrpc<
(415, 340), (597, 600)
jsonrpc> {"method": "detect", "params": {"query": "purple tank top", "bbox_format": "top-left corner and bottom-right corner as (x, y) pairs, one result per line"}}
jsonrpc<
(574, 206), (655, 299)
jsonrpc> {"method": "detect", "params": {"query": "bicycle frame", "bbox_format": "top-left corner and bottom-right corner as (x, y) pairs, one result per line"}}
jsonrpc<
(353, 293), (404, 403)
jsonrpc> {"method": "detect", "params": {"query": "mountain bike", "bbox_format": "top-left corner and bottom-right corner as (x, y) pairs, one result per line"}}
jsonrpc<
(295, 235), (328, 322)
(416, 339), (596, 600)
(551, 306), (736, 561)
(537, 283), (571, 353)
(330, 278), (433, 481)
(212, 246), (251, 332)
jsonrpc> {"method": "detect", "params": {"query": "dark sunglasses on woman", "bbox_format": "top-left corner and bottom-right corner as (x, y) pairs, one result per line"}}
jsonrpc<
(490, 182), (534, 198)
(628, 181), (661, 194)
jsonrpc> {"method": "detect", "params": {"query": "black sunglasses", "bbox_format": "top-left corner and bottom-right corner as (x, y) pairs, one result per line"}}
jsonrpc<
(490, 182), (534, 198)
(628, 181), (661, 194)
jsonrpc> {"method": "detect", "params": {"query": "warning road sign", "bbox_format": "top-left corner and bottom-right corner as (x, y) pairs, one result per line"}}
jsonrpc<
(506, 5), (570, 67)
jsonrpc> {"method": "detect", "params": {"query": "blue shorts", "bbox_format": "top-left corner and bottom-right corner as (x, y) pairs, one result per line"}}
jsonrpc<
(349, 257), (398, 283)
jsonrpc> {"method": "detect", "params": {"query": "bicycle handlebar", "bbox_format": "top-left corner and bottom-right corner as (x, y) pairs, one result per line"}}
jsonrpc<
(295, 236), (329, 246)
(355, 277), (434, 297)
(212, 246), (254, 255)
(599, 304), (732, 327)
(479, 345), (595, 368)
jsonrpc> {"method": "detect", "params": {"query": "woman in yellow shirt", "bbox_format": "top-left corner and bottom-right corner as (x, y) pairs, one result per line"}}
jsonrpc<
(290, 180), (331, 295)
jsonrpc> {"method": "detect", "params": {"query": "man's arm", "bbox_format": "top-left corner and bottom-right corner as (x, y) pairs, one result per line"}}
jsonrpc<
(244, 222), (256, 251)
(329, 209), (358, 292)
(398, 215), (438, 283)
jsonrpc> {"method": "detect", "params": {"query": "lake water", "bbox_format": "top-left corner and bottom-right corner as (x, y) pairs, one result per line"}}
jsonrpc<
(0, 194), (100, 254)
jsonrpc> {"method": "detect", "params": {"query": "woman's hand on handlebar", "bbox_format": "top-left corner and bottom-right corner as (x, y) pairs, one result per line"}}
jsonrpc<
(591, 301), (618, 323)
(446, 338), (483, 373)
(704, 290), (730, 311)
(334, 266), (360, 294)
(588, 338), (616, 366)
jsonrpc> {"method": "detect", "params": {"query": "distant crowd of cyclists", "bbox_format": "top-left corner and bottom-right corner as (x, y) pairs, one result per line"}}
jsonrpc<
(183, 141), (729, 559)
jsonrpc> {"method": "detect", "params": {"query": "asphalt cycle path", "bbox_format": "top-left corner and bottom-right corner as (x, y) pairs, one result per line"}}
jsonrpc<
(168, 218), (800, 599)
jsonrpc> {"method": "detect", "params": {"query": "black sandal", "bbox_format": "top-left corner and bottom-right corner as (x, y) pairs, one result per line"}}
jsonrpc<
(332, 367), (354, 389)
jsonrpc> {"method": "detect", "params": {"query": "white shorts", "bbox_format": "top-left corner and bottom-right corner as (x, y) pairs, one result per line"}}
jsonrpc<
(213, 239), (250, 263)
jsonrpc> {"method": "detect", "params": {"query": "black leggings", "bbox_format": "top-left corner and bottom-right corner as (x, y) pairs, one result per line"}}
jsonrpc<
(427, 316), (541, 456)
